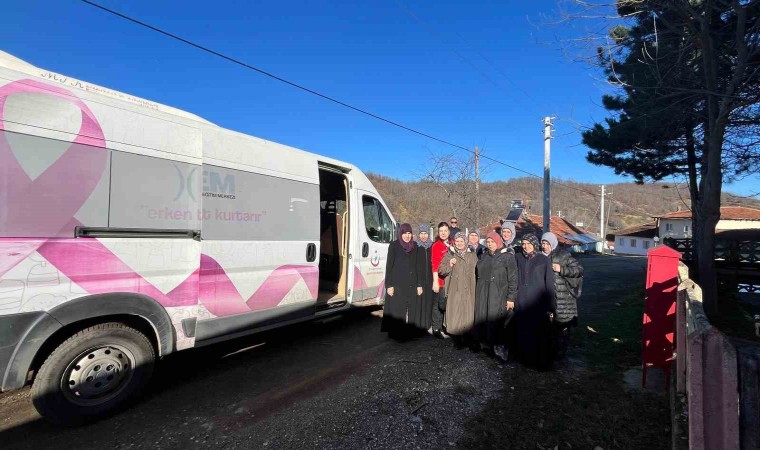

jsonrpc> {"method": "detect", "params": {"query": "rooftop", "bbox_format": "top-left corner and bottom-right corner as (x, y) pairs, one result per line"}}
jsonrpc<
(613, 222), (658, 239)
(479, 214), (600, 246)
(654, 206), (760, 220)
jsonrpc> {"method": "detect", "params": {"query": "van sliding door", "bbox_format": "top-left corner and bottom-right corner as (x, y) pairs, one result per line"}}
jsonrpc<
(195, 165), (320, 343)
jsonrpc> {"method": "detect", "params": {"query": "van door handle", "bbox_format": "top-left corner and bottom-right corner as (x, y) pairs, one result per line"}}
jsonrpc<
(362, 242), (369, 257)
(306, 243), (317, 262)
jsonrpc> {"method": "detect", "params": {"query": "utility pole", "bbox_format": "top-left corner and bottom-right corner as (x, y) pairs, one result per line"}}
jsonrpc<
(605, 188), (613, 242)
(543, 117), (553, 233)
(600, 185), (606, 242)
(474, 146), (480, 231)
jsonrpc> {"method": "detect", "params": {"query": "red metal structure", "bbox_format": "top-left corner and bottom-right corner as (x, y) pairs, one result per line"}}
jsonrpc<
(642, 245), (681, 389)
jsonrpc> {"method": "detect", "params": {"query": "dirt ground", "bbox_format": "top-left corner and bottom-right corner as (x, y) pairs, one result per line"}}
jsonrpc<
(0, 255), (669, 449)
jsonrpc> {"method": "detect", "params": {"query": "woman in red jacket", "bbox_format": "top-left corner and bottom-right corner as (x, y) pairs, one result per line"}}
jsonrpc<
(431, 221), (452, 338)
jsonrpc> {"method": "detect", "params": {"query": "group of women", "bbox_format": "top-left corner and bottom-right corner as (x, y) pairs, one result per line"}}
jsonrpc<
(381, 220), (583, 371)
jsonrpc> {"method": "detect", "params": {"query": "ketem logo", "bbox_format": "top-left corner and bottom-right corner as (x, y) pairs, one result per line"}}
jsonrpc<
(203, 170), (236, 199)
(173, 164), (198, 201)
(371, 250), (380, 267)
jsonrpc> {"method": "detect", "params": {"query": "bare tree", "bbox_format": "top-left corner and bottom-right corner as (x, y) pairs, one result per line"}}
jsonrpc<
(413, 146), (498, 230)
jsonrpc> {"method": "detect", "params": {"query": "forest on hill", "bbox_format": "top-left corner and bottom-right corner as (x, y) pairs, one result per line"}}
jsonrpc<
(367, 173), (760, 235)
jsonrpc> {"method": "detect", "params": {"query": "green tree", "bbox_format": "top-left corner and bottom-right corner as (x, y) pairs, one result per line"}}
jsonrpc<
(582, 0), (760, 313)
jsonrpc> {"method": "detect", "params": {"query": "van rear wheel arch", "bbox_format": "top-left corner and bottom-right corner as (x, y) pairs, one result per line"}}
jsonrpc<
(46, 293), (174, 358)
(4, 293), (174, 391)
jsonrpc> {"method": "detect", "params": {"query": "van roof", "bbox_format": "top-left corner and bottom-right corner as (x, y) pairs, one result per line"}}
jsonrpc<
(0, 51), (214, 125)
(0, 51), (363, 181)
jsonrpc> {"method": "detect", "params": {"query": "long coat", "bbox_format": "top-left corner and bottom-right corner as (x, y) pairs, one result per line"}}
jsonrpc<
(514, 252), (556, 369)
(381, 240), (423, 332)
(413, 244), (434, 329)
(474, 247), (518, 346)
(438, 248), (478, 336)
(549, 248), (583, 324)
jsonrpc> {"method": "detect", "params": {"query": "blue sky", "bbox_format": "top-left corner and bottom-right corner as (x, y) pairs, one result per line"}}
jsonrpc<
(2, 0), (757, 196)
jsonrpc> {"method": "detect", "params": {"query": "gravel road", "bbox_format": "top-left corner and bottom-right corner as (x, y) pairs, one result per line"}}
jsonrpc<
(0, 255), (653, 449)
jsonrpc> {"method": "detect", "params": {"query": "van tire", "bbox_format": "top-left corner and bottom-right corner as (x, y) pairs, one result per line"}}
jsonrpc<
(31, 322), (155, 425)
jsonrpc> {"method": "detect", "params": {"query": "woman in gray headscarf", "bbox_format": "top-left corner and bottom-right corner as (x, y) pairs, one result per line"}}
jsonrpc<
(414, 225), (434, 331)
(500, 222), (516, 251)
(438, 232), (478, 343)
(468, 230), (486, 258)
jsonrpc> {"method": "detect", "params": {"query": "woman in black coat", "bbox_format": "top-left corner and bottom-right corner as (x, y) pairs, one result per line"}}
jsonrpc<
(541, 232), (583, 359)
(413, 225), (434, 331)
(474, 231), (518, 361)
(381, 223), (424, 338)
(513, 233), (556, 370)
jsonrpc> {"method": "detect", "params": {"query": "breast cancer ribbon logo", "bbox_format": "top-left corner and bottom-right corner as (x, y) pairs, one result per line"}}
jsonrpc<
(0, 79), (108, 277)
(0, 80), (314, 313)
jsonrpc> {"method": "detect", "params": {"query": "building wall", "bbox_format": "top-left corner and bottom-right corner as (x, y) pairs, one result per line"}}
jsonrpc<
(659, 218), (691, 240)
(658, 218), (760, 238)
(716, 219), (760, 230)
(615, 236), (656, 256)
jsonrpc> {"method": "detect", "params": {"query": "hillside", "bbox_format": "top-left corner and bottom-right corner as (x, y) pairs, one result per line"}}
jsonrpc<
(367, 174), (760, 235)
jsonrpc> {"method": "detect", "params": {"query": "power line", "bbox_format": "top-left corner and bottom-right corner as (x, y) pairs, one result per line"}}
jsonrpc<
(80, 0), (602, 199)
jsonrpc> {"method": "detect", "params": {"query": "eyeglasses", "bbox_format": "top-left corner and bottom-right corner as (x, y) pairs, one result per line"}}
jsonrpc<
(451, 221), (458, 225)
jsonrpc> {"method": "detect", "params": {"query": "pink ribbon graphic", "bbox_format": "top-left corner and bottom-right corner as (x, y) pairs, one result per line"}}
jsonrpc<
(0, 79), (319, 314)
(353, 265), (384, 300)
(0, 79), (108, 278)
(200, 255), (318, 316)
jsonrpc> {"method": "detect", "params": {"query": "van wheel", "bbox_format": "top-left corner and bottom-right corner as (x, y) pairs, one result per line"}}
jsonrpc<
(31, 322), (155, 425)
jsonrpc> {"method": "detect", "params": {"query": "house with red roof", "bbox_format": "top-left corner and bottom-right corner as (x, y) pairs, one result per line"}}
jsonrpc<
(479, 214), (601, 253)
(653, 206), (760, 240)
(612, 221), (659, 256)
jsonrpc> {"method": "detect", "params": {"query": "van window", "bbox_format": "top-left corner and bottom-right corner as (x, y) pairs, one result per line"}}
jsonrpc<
(110, 151), (200, 231)
(0, 131), (111, 237)
(202, 165), (319, 241)
(363, 195), (393, 243)
(379, 203), (393, 242)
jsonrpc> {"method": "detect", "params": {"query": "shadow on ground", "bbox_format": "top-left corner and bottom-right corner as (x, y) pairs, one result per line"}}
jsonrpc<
(456, 255), (670, 449)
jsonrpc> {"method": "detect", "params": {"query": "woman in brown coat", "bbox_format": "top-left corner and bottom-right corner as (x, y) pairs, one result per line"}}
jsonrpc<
(438, 232), (478, 343)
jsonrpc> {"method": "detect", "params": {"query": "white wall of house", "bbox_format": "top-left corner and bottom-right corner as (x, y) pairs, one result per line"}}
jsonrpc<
(716, 219), (760, 230)
(658, 217), (760, 239)
(659, 218), (691, 240)
(615, 236), (656, 256)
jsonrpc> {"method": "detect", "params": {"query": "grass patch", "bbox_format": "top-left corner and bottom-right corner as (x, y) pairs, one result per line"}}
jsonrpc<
(579, 286), (645, 375)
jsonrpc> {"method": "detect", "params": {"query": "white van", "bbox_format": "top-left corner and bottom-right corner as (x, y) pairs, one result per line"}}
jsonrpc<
(0, 51), (395, 424)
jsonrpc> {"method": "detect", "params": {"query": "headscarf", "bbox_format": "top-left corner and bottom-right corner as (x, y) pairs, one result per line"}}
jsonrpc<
(398, 223), (415, 253)
(467, 230), (481, 251)
(486, 231), (504, 251)
(453, 231), (468, 255)
(416, 224), (433, 249)
(500, 222), (516, 247)
(521, 233), (540, 257)
(541, 232), (558, 256)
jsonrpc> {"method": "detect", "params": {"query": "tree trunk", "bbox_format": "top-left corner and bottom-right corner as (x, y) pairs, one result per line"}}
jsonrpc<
(694, 0), (724, 315)
(696, 126), (725, 316)
(685, 127), (701, 275)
